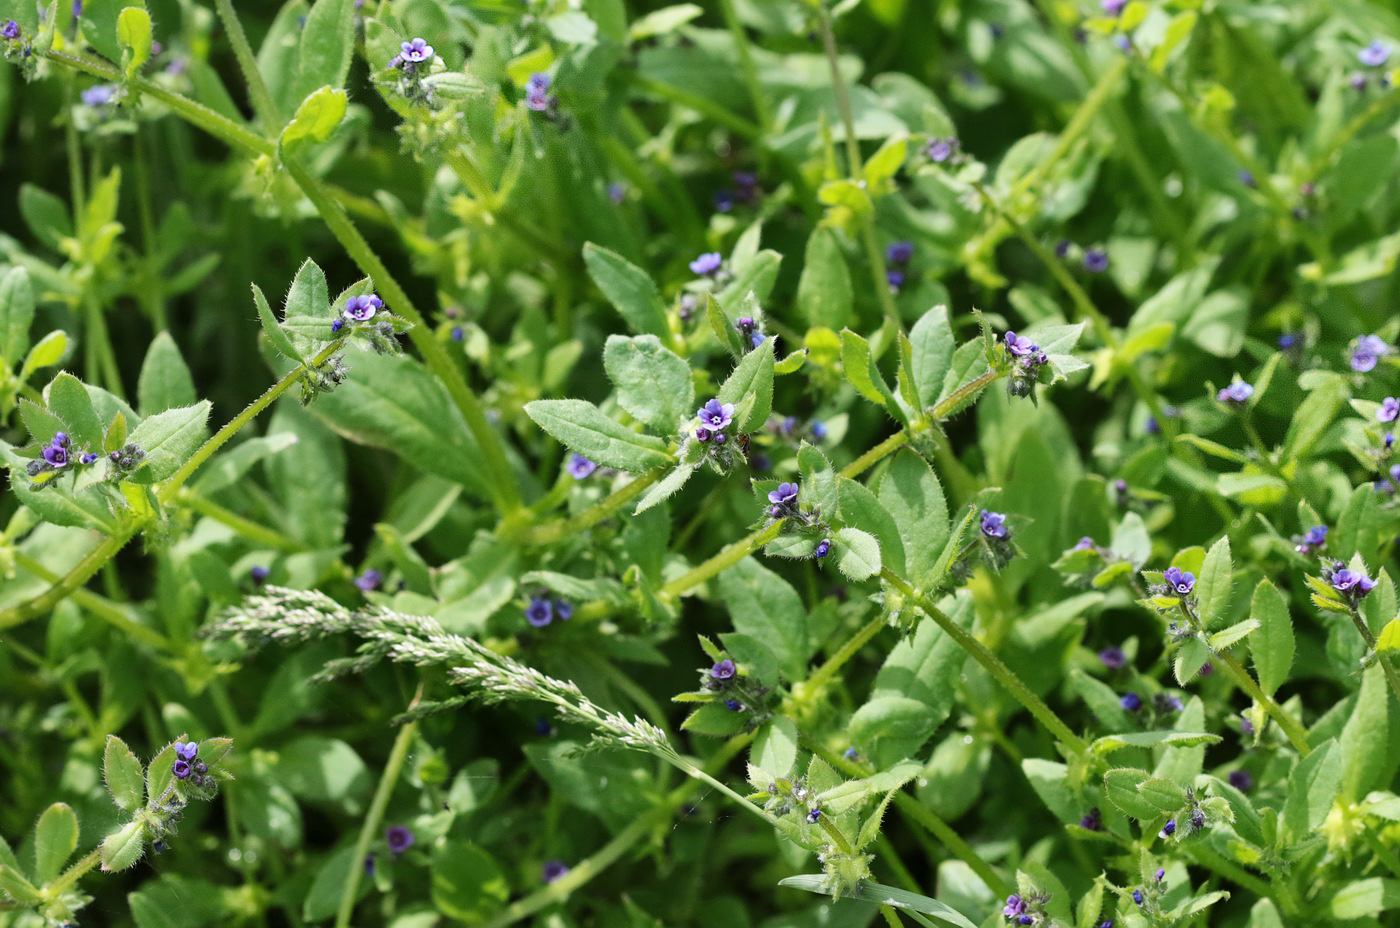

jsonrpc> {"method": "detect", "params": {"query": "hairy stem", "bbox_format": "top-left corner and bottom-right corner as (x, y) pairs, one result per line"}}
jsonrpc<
(1213, 650), (1310, 755)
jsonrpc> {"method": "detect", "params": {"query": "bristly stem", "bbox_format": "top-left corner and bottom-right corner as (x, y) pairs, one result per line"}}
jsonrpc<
(212, 0), (283, 133)
(1212, 650), (1311, 755)
(881, 568), (1089, 757)
(334, 684), (424, 928)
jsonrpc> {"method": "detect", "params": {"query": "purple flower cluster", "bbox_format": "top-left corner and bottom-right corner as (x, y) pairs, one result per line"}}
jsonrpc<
(27, 432), (101, 478)
(713, 171), (760, 213)
(2, 20), (19, 39)
(885, 241), (913, 291)
(690, 251), (723, 277)
(391, 37), (434, 70)
(526, 595), (574, 628)
(172, 741), (210, 786)
(1295, 524), (1327, 555)
(1360, 39), (1391, 68)
(524, 72), (555, 112)
(354, 569), (382, 593)
(386, 824), (415, 854)
(1217, 381), (1253, 404)
(1329, 567), (1377, 601)
(542, 859), (570, 883)
(927, 137), (960, 163)
(1002, 332), (1049, 398)
(695, 399), (734, 445)
(1083, 247), (1110, 273)
(768, 482), (799, 518)
(1378, 396), (1399, 423)
(1099, 645), (1126, 669)
(1163, 566), (1195, 595)
(736, 316), (765, 350)
(567, 453), (597, 479)
(1352, 334), (1390, 373)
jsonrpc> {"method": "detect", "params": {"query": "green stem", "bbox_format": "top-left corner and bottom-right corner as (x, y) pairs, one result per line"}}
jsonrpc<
(802, 611), (885, 694)
(48, 848), (101, 895)
(518, 467), (664, 546)
(715, 0), (772, 130)
(839, 430), (908, 481)
(1346, 608), (1400, 706)
(12, 552), (170, 651)
(625, 73), (763, 141)
(334, 686), (423, 928)
(212, 0), (283, 133)
(1362, 827), (1400, 880)
(882, 568), (1089, 756)
(1213, 650), (1310, 755)
(176, 489), (309, 553)
(281, 154), (523, 519)
(660, 521), (785, 599)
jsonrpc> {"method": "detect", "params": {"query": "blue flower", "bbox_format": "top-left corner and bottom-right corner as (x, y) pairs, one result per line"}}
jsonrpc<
(810, 420), (828, 442)
(1080, 807), (1102, 831)
(1228, 770), (1253, 791)
(697, 399), (734, 431)
(927, 137), (958, 162)
(980, 509), (1008, 539)
(343, 294), (383, 322)
(399, 37), (434, 64)
(1121, 691), (1142, 711)
(886, 269), (905, 291)
(1217, 381), (1253, 404)
(1160, 819), (1176, 837)
(1132, 890), (1143, 905)
(331, 319), (344, 334)
(1003, 895), (1025, 919)
(806, 807), (821, 824)
(81, 84), (116, 107)
(567, 454), (597, 479)
(1360, 39), (1391, 67)
(1330, 568), (1377, 599)
(1296, 525), (1327, 554)
(1099, 646), (1125, 669)
(175, 741), (198, 762)
(725, 699), (742, 711)
(525, 72), (555, 111)
(542, 859), (569, 883)
(1004, 331), (1037, 357)
(1083, 248), (1110, 273)
(768, 483), (799, 512)
(885, 241), (913, 266)
(525, 596), (553, 627)
(1379, 397), (1399, 423)
(173, 759), (191, 779)
(386, 825), (414, 853)
(689, 252), (723, 276)
(1163, 566), (1195, 595)
(1075, 536), (1096, 551)
(710, 659), (736, 680)
(608, 183), (627, 204)
(554, 600), (573, 621)
(2, 21), (19, 39)
(1101, 0), (1125, 13)
(1352, 334), (1390, 372)
(42, 443), (69, 468)
(250, 565), (270, 585)
(1239, 169), (1256, 188)
(1277, 333), (1301, 350)
(354, 569), (383, 592)
(814, 539), (832, 559)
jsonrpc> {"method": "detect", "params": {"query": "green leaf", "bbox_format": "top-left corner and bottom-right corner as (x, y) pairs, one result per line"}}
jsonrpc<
(718, 558), (808, 681)
(1377, 619), (1400, 653)
(682, 701), (749, 736)
(280, 86), (348, 149)
(0, 863), (41, 904)
(103, 735), (145, 813)
(1137, 777), (1188, 813)
(275, 737), (371, 803)
(33, 802), (79, 882)
(909, 304), (956, 409)
(117, 7), (153, 79)
(1089, 731), (1222, 755)
(124, 401), (212, 484)
(46, 372), (103, 447)
(583, 243), (670, 338)
(777, 875), (979, 928)
(715, 337), (774, 432)
(833, 526), (881, 580)
(849, 696), (938, 771)
(797, 443), (838, 517)
(146, 742), (177, 803)
(20, 330), (68, 381)
(1208, 619), (1259, 652)
(0, 266), (35, 365)
(795, 228), (853, 329)
(432, 841), (510, 922)
(1103, 767), (1159, 820)
(294, 0), (355, 99)
(837, 477), (905, 576)
(603, 335), (693, 431)
(99, 820), (147, 873)
(706, 292), (745, 358)
(253, 283), (302, 362)
(18, 184), (73, 252)
(1195, 535), (1233, 629)
(1328, 878), (1400, 919)
(633, 462), (695, 514)
(525, 399), (672, 472)
(877, 451), (950, 584)
(303, 845), (360, 923)
(1282, 739), (1341, 842)
(752, 716), (799, 777)
(840, 328), (900, 418)
(1173, 636), (1212, 684)
(137, 332), (197, 416)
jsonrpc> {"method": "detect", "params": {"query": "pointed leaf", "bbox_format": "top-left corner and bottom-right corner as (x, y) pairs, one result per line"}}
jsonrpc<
(583, 243), (669, 338)
(525, 399), (671, 472)
(33, 803), (79, 882)
(104, 735), (145, 813)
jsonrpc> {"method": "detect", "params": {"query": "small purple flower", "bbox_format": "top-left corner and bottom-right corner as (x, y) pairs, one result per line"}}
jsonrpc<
(1099, 646), (1126, 669)
(364, 853), (376, 876)
(354, 569), (382, 592)
(542, 859), (569, 883)
(697, 399), (734, 431)
(714, 190), (734, 213)
(42, 444), (69, 468)
(1217, 381), (1254, 404)
(814, 539), (832, 559)
(525, 596), (553, 627)
(1075, 536), (1096, 551)
(1297, 525), (1327, 554)
(695, 427), (712, 442)
(1239, 169), (1256, 188)
(768, 483), (799, 508)
(608, 183), (626, 204)
(810, 420), (828, 442)
(1155, 868), (1166, 884)
(450, 326), (464, 341)
(1163, 566), (1195, 595)
(1101, 0), (1126, 13)
(2, 21), (19, 39)
(1240, 714), (1255, 735)
(1080, 807), (1102, 831)
(1156, 693), (1184, 713)
(1330, 568), (1377, 598)
(886, 269), (905, 290)
(81, 84), (116, 107)
(980, 509), (1008, 539)
(886, 241), (914, 266)
(927, 137), (958, 162)
(1083, 248), (1110, 273)
(1121, 692), (1142, 711)
(1352, 72), (1370, 91)
(1190, 808), (1206, 829)
(1199, 661), (1214, 676)
(690, 251), (723, 276)
(525, 72), (554, 111)
(251, 565), (270, 585)
(1004, 331), (1037, 356)
(175, 741), (198, 761)
(1228, 769), (1253, 791)
(1352, 334), (1390, 373)
(1379, 397), (1400, 423)
(1277, 333), (1301, 350)
(1055, 239), (1072, 258)
(1360, 39), (1391, 67)
(725, 699), (742, 711)
(400, 37), (434, 64)
(1160, 819), (1176, 838)
(553, 600), (573, 621)
(1003, 895), (1026, 919)
(1132, 890), (1144, 905)
(1099, 923), (1114, 928)
(386, 825), (415, 853)
(331, 319), (344, 334)
(710, 659), (736, 680)
(806, 807), (821, 824)
(567, 454), (597, 479)
(173, 759), (191, 779)
(843, 746), (859, 760)
(343, 294), (383, 322)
